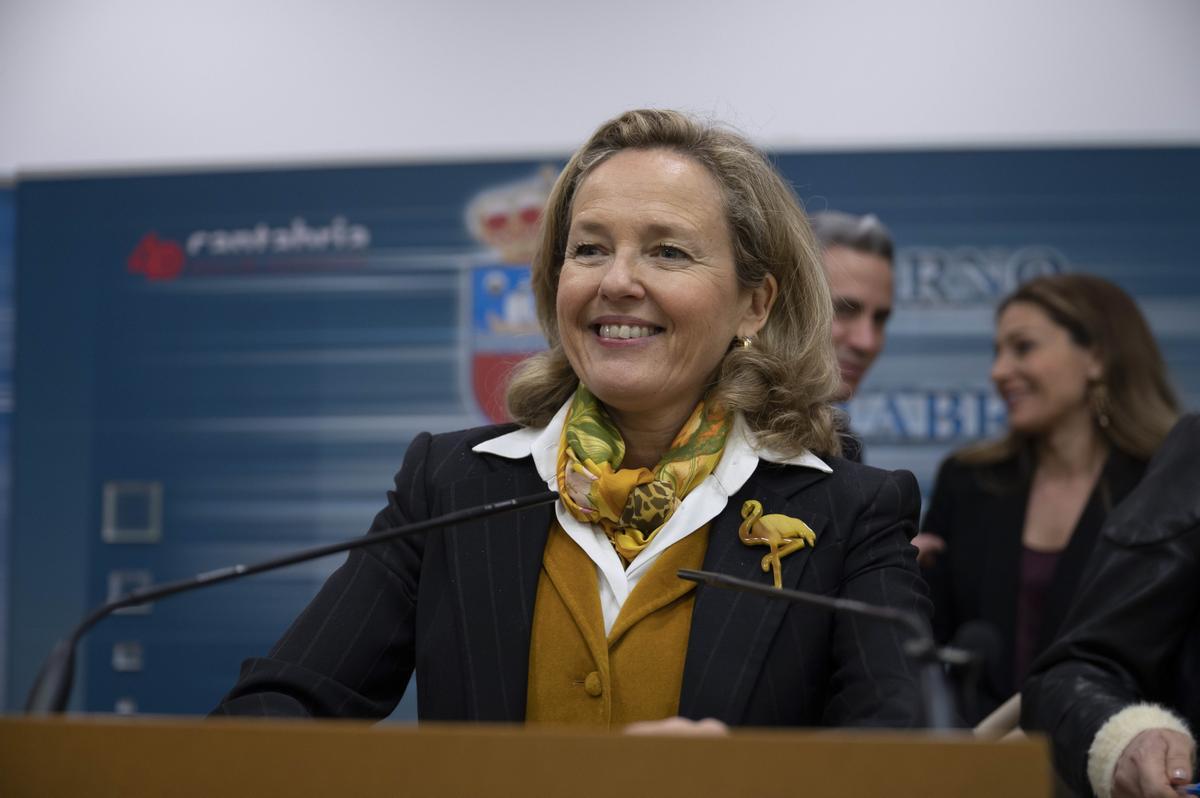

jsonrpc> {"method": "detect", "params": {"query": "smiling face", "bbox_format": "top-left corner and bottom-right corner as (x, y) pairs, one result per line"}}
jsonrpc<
(991, 301), (1102, 436)
(823, 245), (893, 400)
(555, 148), (775, 434)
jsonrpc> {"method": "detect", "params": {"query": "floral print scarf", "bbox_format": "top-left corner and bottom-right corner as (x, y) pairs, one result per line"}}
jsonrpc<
(556, 385), (730, 564)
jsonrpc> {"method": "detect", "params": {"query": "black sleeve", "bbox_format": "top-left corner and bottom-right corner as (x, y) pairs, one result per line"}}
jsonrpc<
(1022, 521), (1200, 796)
(823, 469), (933, 728)
(212, 432), (435, 718)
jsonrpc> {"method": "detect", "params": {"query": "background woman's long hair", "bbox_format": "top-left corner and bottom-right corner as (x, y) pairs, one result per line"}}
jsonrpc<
(961, 274), (1179, 466)
(506, 109), (842, 457)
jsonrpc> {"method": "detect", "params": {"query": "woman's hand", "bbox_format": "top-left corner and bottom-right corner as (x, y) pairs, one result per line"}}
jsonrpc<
(1111, 728), (1195, 798)
(911, 532), (945, 568)
(624, 716), (729, 736)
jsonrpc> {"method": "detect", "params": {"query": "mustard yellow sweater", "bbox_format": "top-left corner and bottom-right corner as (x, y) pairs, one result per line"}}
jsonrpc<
(525, 522), (709, 728)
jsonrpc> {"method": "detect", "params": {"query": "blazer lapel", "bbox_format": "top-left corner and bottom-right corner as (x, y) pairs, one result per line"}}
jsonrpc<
(679, 465), (830, 722)
(439, 462), (551, 722)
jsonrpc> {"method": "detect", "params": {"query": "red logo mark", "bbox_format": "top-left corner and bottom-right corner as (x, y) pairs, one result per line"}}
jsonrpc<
(128, 232), (186, 281)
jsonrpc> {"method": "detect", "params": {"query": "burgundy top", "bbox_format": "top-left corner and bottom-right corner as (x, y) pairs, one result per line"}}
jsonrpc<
(1014, 546), (1062, 682)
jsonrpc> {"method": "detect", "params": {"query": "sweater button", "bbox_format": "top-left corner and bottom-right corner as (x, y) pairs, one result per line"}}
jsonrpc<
(583, 671), (603, 697)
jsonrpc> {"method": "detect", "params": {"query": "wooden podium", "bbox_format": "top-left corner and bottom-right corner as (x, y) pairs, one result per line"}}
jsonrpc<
(0, 716), (1051, 797)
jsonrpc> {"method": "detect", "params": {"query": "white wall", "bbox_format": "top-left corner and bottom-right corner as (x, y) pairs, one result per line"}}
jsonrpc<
(1, 0), (1198, 176)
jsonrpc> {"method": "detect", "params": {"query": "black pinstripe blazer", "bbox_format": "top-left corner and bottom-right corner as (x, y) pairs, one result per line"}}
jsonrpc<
(214, 424), (931, 727)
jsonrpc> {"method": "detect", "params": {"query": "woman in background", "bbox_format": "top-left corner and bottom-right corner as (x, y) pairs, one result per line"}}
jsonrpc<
(921, 274), (1178, 723)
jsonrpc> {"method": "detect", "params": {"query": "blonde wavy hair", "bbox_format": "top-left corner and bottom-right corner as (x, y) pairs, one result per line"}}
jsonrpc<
(961, 273), (1179, 466)
(506, 109), (842, 457)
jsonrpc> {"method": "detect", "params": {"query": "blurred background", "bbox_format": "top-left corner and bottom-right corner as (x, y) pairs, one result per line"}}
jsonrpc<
(0, 0), (1197, 717)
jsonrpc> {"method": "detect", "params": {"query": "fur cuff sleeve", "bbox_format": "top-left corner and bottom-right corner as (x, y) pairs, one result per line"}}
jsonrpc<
(1087, 703), (1192, 798)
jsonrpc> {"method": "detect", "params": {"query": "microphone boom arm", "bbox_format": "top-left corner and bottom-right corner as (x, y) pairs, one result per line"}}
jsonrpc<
(25, 490), (560, 715)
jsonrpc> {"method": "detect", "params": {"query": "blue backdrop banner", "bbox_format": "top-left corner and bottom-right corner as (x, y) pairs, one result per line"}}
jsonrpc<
(0, 186), (12, 710)
(7, 148), (1199, 715)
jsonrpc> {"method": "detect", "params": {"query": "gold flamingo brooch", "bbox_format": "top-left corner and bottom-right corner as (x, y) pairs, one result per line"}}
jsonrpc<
(738, 500), (817, 589)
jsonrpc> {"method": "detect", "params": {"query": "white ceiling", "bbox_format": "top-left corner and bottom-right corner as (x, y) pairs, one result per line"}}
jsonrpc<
(1, 0), (1198, 175)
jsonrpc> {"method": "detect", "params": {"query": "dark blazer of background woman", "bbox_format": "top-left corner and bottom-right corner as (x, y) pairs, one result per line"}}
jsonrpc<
(922, 449), (1146, 719)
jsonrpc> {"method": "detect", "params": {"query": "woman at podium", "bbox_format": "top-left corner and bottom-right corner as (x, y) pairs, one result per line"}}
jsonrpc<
(215, 109), (932, 728)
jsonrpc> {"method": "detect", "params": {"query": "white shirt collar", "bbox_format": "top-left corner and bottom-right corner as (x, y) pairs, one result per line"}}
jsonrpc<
(470, 393), (830, 634)
(472, 397), (832, 477)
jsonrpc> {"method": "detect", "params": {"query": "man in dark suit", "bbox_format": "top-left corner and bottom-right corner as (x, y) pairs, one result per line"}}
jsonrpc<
(811, 211), (896, 463)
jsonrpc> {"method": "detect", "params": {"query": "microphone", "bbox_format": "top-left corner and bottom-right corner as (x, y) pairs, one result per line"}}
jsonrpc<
(677, 568), (974, 730)
(25, 490), (560, 715)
